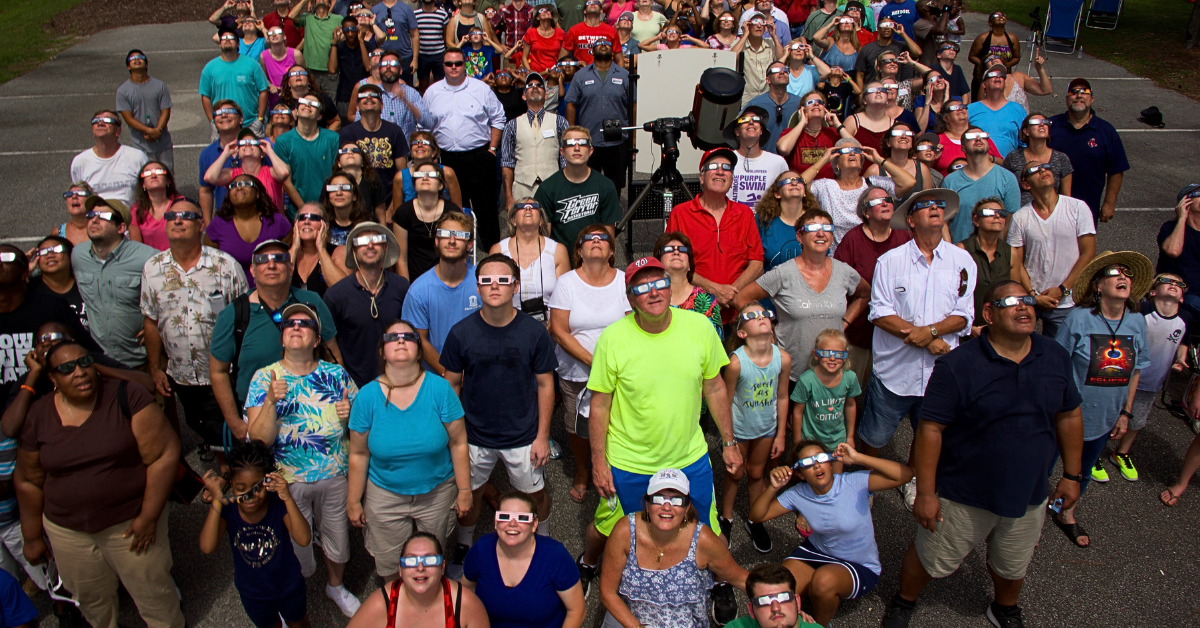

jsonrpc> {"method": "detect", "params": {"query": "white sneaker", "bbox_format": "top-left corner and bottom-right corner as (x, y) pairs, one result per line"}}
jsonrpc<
(900, 478), (917, 511)
(326, 584), (362, 618)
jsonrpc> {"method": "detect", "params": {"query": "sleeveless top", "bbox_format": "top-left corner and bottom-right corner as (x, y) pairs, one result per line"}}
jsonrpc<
(386, 577), (461, 628)
(455, 13), (487, 41)
(730, 344), (782, 440)
(1007, 79), (1029, 112)
(820, 45), (858, 74)
(617, 515), (712, 628)
(851, 113), (894, 152)
(292, 253), (331, 296)
(56, 223), (67, 237)
(499, 237), (560, 308)
(261, 47), (297, 107)
(980, 31), (1015, 69)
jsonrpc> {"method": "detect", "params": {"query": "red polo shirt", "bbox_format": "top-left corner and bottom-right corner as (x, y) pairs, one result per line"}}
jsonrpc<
(666, 195), (764, 323)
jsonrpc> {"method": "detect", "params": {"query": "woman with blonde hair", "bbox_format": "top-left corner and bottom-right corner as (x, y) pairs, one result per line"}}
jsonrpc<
(755, 171), (820, 272)
(490, 199), (572, 323)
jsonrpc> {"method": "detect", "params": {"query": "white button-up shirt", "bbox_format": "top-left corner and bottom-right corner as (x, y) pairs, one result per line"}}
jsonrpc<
(422, 76), (506, 152)
(868, 239), (976, 397)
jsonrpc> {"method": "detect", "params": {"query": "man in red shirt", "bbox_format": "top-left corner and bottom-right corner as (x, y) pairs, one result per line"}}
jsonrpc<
(775, 90), (852, 179)
(262, 0), (305, 48)
(560, 0), (619, 66)
(666, 147), (765, 325)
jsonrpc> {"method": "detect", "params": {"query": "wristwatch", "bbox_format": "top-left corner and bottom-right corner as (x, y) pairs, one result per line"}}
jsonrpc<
(929, 325), (939, 338)
(1058, 283), (1072, 296)
(722, 440), (738, 448)
(1061, 471), (1084, 482)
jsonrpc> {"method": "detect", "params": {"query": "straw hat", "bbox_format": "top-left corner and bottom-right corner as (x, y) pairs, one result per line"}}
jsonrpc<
(345, 222), (400, 270)
(1072, 250), (1154, 305)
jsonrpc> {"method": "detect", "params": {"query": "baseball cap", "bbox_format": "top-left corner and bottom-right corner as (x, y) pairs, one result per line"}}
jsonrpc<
(1179, 183), (1200, 202)
(253, 239), (290, 254)
(624, 257), (666, 286)
(84, 196), (131, 224)
(358, 83), (384, 97)
(1068, 78), (1092, 92)
(279, 303), (321, 334)
(525, 72), (546, 88)
(646, 468), (691, 496)
(699, 147), (738, 170)
(915, 131), (939, 148)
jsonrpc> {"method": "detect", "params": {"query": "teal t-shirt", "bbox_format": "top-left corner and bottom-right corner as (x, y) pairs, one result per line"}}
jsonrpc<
(274, 127), (341, 205)
(199, 54), (269, 127)
(209, 288), (339, 403)
(348, 375), (464, 495)
(790, 368), (861, 449)
(726, 614), (823, 628)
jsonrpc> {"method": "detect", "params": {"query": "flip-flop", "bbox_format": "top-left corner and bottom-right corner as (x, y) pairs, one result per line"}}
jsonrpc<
(1051, 511), (1090, 548)
(569, 485), (588, 503)
(1161, 488), (1183, 507)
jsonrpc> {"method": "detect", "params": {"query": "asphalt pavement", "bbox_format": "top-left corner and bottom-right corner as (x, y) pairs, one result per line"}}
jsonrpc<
(2, 12), (1200, 628)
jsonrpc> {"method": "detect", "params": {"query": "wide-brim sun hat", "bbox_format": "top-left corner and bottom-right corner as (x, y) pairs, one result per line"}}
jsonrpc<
(1072, 250), (1154, 305)
(723, 105), (772, 149)
(345, 221), (401, 271)
(891, 188), (959, 231)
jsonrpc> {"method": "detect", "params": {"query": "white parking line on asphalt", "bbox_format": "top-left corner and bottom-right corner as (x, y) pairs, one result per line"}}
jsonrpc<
(0, 143), (209, 157)
(1121, 208), (1175, 212)
(0, 236), (51, 244)
(1117, 129), (1200, 133)
(0, 90), (198, 100)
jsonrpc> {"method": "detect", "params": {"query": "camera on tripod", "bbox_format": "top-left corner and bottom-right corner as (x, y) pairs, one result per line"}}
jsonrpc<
(603, 116), (695, 159)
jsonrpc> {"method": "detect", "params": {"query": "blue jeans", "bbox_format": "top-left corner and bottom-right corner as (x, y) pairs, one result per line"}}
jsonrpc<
(858, 374), (924, 449)
(1052, 433), (1109, 495)
(1037, 306), (1071, 339)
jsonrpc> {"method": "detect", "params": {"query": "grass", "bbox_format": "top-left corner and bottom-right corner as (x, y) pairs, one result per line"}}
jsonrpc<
(964, 0), (1200, 101)
(0, 0), (88, 85)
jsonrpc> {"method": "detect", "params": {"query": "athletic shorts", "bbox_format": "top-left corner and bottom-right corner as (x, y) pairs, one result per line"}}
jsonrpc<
(786, 541), (879, 600)
(469, 444), (545, 492)
(593, 455), (719, 536)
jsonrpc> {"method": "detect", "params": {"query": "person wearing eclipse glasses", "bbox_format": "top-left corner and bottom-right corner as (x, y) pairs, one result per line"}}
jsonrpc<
(1047, 78), (1129, 225)
(199, 25), (270, 138)
(70, 110), (149, 210)
(535, 126), (621, 249)
(724, 564), (822, 628)
(116, 49), (175, 172)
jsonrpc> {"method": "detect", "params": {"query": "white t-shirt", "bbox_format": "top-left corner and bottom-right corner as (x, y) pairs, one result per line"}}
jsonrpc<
(69, 144), (148, 208)
(728, 151), (790, 208)
(1006, 195), (1096, 309)
(546, 270), (631, 381)
(811, 176), (895, 255)
(1139, 308), (1188, 392)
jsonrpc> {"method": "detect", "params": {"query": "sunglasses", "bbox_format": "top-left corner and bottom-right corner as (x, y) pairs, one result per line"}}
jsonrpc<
(298, 97), (322, 109)
(514, 202), (542, 212)
(815, 348), (848, 359)
(660, 245), (689, 254)
(443, 60), (465, 67)
(911, 199), (947, 212)
(63, 190), (89, 199)
(752, 592), (794, 607)
(564, 138), (591, 147)
(411, 139), (433, 147)
(369, 50), (385, 58)
(890, 130), (914, 137)
(338, 148), (363, 158)
(37, 245), (66, 256)
(916, 143), (936, 151)
(164, 211), (202, 221)
(557, 60), (579, 67)
(356, 94), (379, 105)
(701, 162), (733, 172)
(399, 555), (444, 568)
(39, 332), (70, 344)
(1069, 87), (1091, 95)
(582, 232), (612, 243)
(326, 184), (354, 194)
(949, 163), (965, 171)
(939, 44), (959, 52)
(495, 511), (536, 523)
(51, 353), (96, 375)
(739, 310), (775, 322)
(296, 212), (323, 222)
(778, 177), (804, 188)
(864, 87), (888, 95)
(989, 294), (1036, 308)
(435, 229), (471, 239)
(834, 147), (862, 155)
(1153, 276), (1188, 291)
(383, 331), (420, 343)
(985, 70), (1006, 79)
(214, 107), (240, 117)
(648, 495), (688, 506)
(342, 25), (359, 31)
(803, 98), (824, 107)
(792, 452), (838, 469)
(1099, 266), (1134, 279)
(238, 139), (262, 147)
(478, 275), (516, 286)
(630, 277), (670, 295)
(525, 81), (545, 90)
(865, 196), (897, 209)
(1023, 163), (1053, 178)
(412, 171), (441, 179)
(880, 58), (899, 65)
(974, 208), (1002, 218)
(799, 223), (834, 233)
(141, 168), (167, 177)
(267, 28), (284, 35)
(230, 180), (257, 189)
(220, 34), (238, 41)
(86, 211), (118, 222)
(91, 116), (118, 125)
(280, 318), (319, 330)
(127, 54), (147, 61)
(252, 252), (291, 264)
(288, 70), (309, 78)
(1026, 118), (1053, 127)
(353, 234), (388, 246)
(736, 115), (762, 125)
(962, 131), (989, 140)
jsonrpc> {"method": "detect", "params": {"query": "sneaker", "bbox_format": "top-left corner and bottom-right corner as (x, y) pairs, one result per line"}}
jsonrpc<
(898, 478), (917, 511)
(710, 582), (738, 626)
(717, 516), (733, 547)
(326, 584), (362, 618)
(446, 543), (470, 580)
(1090, 458), (1110, 483)
(880, 600), (915, 628)
(1109, 452), (1139, 481)
(986, 602), (1026, 628)
(576, 554), (598, 599)
(744, 519), (772, 553)
(549, 438), (562, 460)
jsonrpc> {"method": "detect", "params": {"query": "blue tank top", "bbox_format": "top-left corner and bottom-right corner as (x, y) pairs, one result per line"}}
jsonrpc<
(821, 46), (858, 73)
(222, 493), (304, 600)
(730, 345), (783, 440)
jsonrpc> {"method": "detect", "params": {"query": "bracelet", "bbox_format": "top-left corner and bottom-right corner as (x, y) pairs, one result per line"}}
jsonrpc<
(722, 440), (738, 448)
(836, 124), (845, 131)
(1060, 471), (1084, 482)
(19, 385), (35, 394)
(842, 318), (851, 325)
(1120, 409), (1133, 419)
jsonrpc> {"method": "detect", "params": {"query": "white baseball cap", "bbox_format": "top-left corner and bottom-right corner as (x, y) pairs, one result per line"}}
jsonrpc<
(646, 468), (690, 496)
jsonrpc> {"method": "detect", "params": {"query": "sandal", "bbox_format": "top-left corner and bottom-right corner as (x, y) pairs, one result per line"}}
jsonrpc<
(1161, 488), (1183, 507)
(569, 484), (588, 503)
(1051, 511), (1090, 548)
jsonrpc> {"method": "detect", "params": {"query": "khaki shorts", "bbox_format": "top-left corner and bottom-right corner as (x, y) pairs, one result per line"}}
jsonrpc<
(560, 378), (590, 437)
(363, 477), (457, 577)
(289, 475), (351, 576)
(915, 497), (1046, 581)
(469, 443), (546, 492)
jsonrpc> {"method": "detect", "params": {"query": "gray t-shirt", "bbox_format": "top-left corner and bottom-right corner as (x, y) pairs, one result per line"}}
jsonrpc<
(756, 259), (862, 382)
(1002, 148), (1074, 207)
(115, 77), (173, 153)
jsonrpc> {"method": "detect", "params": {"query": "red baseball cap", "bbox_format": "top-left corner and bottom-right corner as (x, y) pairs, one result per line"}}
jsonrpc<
(624, 257), (666, 286)
(699, 147), (737, 170)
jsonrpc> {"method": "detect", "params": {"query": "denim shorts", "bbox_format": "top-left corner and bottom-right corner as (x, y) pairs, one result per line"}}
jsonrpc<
(858, 374), (924, 449)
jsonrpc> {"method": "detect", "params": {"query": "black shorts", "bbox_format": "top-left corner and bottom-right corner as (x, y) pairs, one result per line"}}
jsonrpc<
(169, 378), (225, 449)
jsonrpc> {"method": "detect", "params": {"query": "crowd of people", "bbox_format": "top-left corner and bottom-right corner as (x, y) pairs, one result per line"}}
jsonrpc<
(1, 0), (1198, 627)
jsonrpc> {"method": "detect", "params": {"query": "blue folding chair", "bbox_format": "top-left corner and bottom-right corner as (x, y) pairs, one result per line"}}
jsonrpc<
(1043, 0), (1086, 54)
(1085, 0), (1122, 29)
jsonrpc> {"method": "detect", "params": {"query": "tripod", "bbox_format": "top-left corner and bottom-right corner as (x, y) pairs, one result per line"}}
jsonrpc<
(1027, 6), (1046, 74)
(611, 116), (695, 239)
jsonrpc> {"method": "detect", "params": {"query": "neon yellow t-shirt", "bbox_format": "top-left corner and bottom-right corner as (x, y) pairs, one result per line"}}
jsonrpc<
(587, 309), (728, 475)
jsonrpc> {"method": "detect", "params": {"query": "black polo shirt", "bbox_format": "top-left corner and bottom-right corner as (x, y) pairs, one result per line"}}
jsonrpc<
(322, 271), (410, 386)
(920, 330), (1081, 518)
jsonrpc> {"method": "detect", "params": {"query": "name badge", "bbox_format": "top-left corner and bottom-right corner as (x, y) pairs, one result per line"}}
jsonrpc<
(612, 78), (623, 84)
(584, 80), (596, 85)
(542, 128), (556, 138)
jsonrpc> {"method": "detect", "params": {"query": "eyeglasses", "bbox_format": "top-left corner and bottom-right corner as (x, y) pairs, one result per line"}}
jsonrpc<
(383, 331), (420, 343)
(890, 130), (914, 138)
(91, 116), (118, 125)
(833, 147), (862, 155)
(267, 27), (284, 35)
(739, 310), (775, 322)
(660, 245), (689, 254)
(399, 555), (443, 568)
(989, 294), (1036, 308)
(581, 232), (611, 244)
(701, 162), (733, 172)
(648, 495), (688, 506)
(435, 229), (472, 240)
(252, 252), (291, 264)
(39, 332), (69, 344)
(974, 208), (1002, 218)
(297, 97), (322, 109)
(564, 138), (591, 147)
(736, 115), (762, 125)
(1022, 163), (1052, 178)
(443, 60), (465, 67)
(1069, 87), (1091, 95)
(478, 275), (516, 285)
(63, 190), (89, 199)
(51, 353), (96, 375)
(1153, 275), (1188, 291)
(141, 168), (167, 177)
(230, 180), (257, 189)
(630, 277), (670, 295)
(792, 452), (838, 469)
(799, 223), (834, 233)
(752, 592), (794, 607)
(37, 245), (66, 256)
(296, 213), (323, 222)
(945, 103), (967, 112)
(326, 184), (354, 193)
(866, 196), (895, 208)
(353, 234), (388, 246)
(164, 211), (202, 221)
(916, 143), (936, 152)
(803, 98), (824, 107)
(237, 139), (260, 146)
(864, 87), (888, 95)
(1099, 266), (1134, 279)
(1026, 118), (1053, 127)
(495, 511), (536, 523)
(338, 148), (363, 157)
(232, 477), (268, 503)
(911, 199), (946, 212)
(287, 70), (309, 78)
(815, 348), (848, 359)
(962, 131), (989, 140)
(214, 107), (240, 117)
(86, 211), (118, 222)
(280, 318), (319, 330)
(778, 177), (804, 188)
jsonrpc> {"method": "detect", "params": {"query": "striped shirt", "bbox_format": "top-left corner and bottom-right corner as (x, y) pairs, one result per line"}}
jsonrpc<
(0, 437), (17, 527)
(416, 6), (450, 55)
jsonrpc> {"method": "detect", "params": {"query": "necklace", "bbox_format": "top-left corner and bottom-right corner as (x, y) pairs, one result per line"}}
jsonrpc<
(647, 527), (681, 563)
(377, 371), (423, 403)
(57, 393), (92, 424)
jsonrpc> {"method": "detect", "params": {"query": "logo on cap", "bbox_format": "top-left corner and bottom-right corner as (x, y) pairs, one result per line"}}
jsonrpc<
(635, 258), (649, 267)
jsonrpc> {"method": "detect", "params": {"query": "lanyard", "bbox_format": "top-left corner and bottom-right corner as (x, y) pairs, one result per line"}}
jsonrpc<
(1100, 311), (1125, 340)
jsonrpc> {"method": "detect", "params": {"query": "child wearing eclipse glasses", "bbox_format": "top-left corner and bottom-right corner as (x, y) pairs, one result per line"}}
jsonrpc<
(789, 328), (860, 474)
